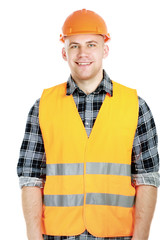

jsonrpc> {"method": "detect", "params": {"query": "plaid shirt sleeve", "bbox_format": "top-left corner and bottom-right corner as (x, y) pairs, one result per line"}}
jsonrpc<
(17, 99), (46, 188)
(131, 97), (160, 187)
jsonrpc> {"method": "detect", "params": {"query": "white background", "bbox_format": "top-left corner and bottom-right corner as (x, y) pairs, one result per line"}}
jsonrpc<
(0, 0), (159, 239)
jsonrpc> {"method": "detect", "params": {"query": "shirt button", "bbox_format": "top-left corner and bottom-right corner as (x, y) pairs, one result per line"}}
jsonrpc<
(86, 122), (89, 126)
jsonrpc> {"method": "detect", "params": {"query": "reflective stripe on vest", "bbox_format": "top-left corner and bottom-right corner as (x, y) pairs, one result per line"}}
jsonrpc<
(46, 162), (131, 176)
(87, 162), (131, 176)
(44, 193), (135, 208)
(86, 193), (135, 208)
(46, 163), (84, 175)
(44, 194), (84, 207)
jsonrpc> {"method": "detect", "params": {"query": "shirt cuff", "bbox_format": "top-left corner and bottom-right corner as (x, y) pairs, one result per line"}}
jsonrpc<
(19, 176), (45, 189)
(132, 172), (160, 188)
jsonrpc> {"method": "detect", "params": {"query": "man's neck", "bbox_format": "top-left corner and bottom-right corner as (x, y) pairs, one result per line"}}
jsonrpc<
(72, 70), (103, 95)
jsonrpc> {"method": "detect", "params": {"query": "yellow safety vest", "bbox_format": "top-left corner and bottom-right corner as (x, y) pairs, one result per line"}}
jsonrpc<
(39, 80), (139, 237)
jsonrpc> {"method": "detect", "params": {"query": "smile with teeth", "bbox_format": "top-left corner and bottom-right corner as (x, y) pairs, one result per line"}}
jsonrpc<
(76, 62), (92, 66)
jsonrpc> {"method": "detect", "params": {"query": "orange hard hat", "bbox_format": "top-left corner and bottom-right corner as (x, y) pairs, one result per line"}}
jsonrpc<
(60, 9), (110, 43)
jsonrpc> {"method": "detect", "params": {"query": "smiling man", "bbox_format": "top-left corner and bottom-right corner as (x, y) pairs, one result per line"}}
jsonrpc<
(17, 9), (159, 240)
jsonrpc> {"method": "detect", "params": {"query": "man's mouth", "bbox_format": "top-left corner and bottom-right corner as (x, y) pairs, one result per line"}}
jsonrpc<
(76, 62), (92, 66)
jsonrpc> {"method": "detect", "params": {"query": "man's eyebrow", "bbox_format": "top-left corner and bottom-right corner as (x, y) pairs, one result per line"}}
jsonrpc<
(69, 40), (98, 46)
(69, 42), (79, 46)
(86, 41), (98, 44)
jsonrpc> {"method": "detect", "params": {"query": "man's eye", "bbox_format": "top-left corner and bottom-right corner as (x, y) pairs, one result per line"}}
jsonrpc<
(88, 44), (95, 47)
(71, 45), (78, 49)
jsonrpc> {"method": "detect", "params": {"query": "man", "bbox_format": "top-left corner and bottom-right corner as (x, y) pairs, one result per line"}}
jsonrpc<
(17, 9), (159, 240)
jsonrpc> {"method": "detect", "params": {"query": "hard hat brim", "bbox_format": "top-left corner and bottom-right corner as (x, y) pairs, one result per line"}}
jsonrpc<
(60, 33), (110, 43)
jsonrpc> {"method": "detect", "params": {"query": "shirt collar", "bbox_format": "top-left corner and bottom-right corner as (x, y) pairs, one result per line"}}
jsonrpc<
(66, 70), (113, 97)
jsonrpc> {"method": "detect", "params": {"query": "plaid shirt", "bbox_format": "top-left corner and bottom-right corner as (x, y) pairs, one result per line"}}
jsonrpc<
(17, 70), (159, 240)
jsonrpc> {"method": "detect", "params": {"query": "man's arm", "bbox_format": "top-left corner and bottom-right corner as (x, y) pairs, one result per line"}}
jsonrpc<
(17, 100), (46, 239)
(132, 185), (157, 240)
(131, 97), (159, 239)
(22, 186), (44, 240)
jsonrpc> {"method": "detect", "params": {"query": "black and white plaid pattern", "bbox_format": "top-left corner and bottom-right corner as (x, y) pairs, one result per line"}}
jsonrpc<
(43, 230), (132, 240)
(17, 70), (159, 239)
(67, 71), (113, 137)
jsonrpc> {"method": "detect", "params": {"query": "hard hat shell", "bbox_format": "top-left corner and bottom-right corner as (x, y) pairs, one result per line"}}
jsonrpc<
(60, 9), (110, 43)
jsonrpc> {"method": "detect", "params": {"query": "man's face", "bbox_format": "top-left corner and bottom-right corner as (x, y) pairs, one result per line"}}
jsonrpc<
(62, 34), (109, 82)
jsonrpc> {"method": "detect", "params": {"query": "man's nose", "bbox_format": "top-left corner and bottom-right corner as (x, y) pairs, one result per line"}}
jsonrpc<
(77, 46), (89, 57)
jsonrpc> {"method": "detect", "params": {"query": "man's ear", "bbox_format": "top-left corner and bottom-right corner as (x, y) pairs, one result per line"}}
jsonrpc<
(103, 44), (109, 59)
(62, 47), (67, 61)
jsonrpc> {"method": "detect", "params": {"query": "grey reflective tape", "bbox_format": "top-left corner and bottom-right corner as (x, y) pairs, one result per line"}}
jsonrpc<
(46, 163), (84, 176)
(86, 162), (131, 176)
(86, 193), (135, 208)
(44, 194), (84, 207)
